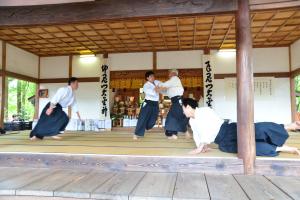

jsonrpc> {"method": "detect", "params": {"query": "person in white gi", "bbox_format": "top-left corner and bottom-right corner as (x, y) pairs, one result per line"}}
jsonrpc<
(133, 71), (160, 140)
(182, 98), (300, 156)
(30, 77), (81, 140)
(156, 69), (190, 140)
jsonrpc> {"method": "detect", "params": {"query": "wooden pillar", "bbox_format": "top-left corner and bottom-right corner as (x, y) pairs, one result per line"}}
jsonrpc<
(0, 41), (6, 127)
(236, 0), (256, 175)
(68, 55), (73, 118)
(153, 51), (157, 71)
(289, 46), (296, 121)
(34, 57), (41, 119)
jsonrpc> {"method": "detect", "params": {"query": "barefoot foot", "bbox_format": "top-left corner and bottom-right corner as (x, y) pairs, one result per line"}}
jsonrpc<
(51, 136), (62, 140)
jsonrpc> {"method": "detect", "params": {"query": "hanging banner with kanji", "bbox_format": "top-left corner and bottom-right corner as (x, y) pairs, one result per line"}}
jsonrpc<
(202, 55), (214, 108)
(100, 58), (110, 120)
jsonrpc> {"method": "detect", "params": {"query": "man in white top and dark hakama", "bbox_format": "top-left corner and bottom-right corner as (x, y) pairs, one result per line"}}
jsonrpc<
(157, 69), (190, 140)
(30, 77), (82, 140)
(133, 71), (160, 140)
(182, 98), (300, 156)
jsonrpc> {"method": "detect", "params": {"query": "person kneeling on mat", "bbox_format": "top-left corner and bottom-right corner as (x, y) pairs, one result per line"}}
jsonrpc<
(182, 98), (300, 156)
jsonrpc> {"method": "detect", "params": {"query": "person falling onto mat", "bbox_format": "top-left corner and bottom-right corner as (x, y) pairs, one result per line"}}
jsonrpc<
(133, 71), (160, 140)
(30, 77), (82, 141)
(156, 69), (190, 140)
(182, 98), (300, 156)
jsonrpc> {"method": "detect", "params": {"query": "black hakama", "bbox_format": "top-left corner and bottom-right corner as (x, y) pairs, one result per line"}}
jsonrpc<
(165, 96), (189, 136)
(134, 100), (159, 137)
(214, 122), (289, 157)
(30, 102), (69, 139)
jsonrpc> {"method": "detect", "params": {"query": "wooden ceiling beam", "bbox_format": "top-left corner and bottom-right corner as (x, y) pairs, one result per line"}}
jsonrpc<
(139, 20), (155, 51)
(87, 24), (119, 52)
(250, 0), (300, 10)
(275, 24), (300, 45)
(263, 10), (298, 45)
(0, 0), (237, 26)
(252, 10), (278, 41)
(220, 16), (235, 48)
(157, 18), (168, 49)
(206, 16), (216, 48)
(193, 17), (197, 49)
(56, 26), (94, 54)
(176, 18), (181, 50)
(123, 22), (143, 51)
(104, 23), (130, 52)
(74, 25), (105, 53)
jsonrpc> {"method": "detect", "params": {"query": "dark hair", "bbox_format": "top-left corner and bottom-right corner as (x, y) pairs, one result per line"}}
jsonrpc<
(145, 71), (154, 80)
(182, 98), (198, 109)
(68, 77), (78, 85)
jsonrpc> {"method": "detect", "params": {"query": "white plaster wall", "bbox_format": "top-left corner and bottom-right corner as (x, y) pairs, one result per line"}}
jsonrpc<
(71, 82), (100, 119)
(157, 50), (203, 69)
(109, 52), (152, 71)
(213, 78), (291, 124)
(6, 44), (38, 78)
(40, 56), (69, 79)
(291, 39), (300, 70)
(211, 47), (291, 123)
(72, 54), (103, 77)
(211, 47), (289, 73)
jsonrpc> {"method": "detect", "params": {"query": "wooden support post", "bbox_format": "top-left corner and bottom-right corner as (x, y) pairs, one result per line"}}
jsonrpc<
(0, 41), (6, 128)
(236, 0), (256, 175)
(289, 46), (296, 121)
(68, 55), (73, 118)
(153, 52), (157, 71)
(34, 57), (41, 119)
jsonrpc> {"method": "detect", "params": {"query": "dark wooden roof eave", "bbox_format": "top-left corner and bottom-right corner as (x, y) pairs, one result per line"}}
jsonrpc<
(0, 0), (238, 27)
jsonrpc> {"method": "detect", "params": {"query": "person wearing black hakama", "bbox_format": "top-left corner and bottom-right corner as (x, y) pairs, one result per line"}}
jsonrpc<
(30, 77), (82, 140)
(157, 69), (190, 140)
(133, 71), (160, 140)
(182, 98), (300, 156)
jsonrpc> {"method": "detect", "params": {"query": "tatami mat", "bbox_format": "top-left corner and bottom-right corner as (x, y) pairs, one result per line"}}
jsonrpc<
(0, 131), (299, 158)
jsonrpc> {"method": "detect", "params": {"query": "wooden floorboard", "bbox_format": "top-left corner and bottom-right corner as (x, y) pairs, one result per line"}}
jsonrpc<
(16, 169), (87, 197)
(265, 176), (300, 199)
(54, 171), (115, 199)
(91, 172), (145, 200)
(130, 172), (177, 200)
(234, 175), (292, 200)
(173, 173), (210, 200)
(0, 168), (52, 195)
(205, 174), (249, 200)
(0, 167), (32, 182)
(0, 167), (299, 200)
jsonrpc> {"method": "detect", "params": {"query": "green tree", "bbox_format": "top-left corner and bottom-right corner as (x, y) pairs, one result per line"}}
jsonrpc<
(6, 77), (36, 121)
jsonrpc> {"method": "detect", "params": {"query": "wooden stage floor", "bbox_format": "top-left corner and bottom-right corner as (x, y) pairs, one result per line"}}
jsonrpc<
(0, 130), (299, 159)
(0, 166), (300, 200)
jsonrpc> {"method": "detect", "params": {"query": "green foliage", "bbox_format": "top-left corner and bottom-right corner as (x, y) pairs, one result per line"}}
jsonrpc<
(6, 77), (36, 121)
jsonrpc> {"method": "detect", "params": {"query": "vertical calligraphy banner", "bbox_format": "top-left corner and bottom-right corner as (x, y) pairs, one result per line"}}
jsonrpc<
(100, 57), (110, 120)
(202, 54), (214, 108)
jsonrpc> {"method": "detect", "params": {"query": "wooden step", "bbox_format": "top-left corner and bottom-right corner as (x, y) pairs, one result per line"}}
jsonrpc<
(0, 152), (300, 176)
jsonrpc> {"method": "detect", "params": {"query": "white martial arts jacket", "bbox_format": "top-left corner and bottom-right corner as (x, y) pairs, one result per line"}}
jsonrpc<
(143, 80), (161, 101)
(160, 76), (184, 98)
(51, 86), (79, 113)
(189, 107), (224, 147)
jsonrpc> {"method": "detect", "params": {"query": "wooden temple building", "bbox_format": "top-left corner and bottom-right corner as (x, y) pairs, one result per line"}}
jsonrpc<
(0, 0), (300, 199)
